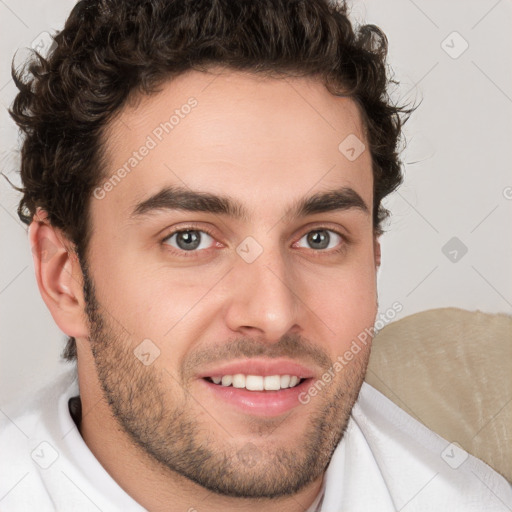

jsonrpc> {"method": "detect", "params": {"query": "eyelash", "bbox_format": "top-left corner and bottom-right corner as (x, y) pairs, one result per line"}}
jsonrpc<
(160, 226), (349, 258)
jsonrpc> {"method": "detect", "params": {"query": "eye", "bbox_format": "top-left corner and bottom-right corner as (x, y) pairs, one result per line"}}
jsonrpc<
(295, 229), (343, 251)
(163, 229), (215, 252)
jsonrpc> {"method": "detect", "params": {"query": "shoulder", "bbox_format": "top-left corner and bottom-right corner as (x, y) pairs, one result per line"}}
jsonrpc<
(352, 382), (512, 511)
(0, 369), (79, 511)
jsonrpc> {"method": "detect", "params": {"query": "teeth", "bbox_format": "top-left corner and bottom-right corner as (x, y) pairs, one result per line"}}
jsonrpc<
(221, 375), (233, 386)
(280, 375), (291, 388)
(208, 374), (304, 391)
(233, 374), (245, 389)
(246, 375), (264, 391)
(264, 375), (281, 391)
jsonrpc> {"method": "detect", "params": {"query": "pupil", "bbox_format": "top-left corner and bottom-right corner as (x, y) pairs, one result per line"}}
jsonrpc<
(177, 231), (201, 250)
(308, 230), (329, 250)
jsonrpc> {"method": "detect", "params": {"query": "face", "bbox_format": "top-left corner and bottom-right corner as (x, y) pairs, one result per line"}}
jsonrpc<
(82, 68), (379, 498)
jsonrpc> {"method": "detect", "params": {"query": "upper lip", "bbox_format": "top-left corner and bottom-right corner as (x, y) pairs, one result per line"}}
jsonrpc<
(196, 358), (317, 380)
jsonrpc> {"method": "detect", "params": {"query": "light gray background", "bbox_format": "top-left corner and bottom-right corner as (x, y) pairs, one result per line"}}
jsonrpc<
(1, 0), (511, 406)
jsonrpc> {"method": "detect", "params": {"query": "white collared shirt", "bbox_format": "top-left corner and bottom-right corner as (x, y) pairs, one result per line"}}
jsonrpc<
(1, 369), (511, 511)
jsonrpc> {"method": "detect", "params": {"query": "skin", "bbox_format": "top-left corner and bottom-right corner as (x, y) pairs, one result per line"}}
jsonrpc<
(30, 68), (381, 512)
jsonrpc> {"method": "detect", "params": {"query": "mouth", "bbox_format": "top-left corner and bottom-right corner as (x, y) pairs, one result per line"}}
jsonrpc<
(199, 373), (314, 417)
(203, 374), (307, 391)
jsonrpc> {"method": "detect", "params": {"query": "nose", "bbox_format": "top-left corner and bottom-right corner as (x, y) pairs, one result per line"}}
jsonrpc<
(223, 246), (302, 342)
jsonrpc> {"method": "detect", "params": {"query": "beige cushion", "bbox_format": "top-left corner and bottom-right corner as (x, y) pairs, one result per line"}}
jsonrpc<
(365, 307), (512, 483)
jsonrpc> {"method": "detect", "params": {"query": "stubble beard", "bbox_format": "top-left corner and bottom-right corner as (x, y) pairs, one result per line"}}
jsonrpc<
(82, 268), (371, 499)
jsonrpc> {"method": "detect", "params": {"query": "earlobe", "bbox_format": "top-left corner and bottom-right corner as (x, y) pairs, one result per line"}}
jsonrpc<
(29, 210), (89, 338)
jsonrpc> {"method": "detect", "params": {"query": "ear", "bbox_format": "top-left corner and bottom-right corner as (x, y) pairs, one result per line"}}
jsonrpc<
(373, 234), (381, 268)
(28, 209), (89, 338)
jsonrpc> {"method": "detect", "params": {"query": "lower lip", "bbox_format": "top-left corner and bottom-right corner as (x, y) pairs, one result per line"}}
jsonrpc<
(199, 378), (312, 417)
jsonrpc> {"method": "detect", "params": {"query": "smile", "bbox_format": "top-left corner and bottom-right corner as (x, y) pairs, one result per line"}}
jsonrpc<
(200, 375), (313, 417)
(205, 374), (305, 391)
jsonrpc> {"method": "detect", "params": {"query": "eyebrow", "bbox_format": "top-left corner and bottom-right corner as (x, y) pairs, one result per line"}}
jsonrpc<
(130, 185), (369, 221)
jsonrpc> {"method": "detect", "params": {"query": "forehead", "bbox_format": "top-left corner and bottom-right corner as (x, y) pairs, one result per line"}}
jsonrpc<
(96, 69), (372, 224)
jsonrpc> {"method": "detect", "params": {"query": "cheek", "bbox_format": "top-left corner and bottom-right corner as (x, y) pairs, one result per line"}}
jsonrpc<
(299, 256), (377, 353)
(91, 252), (225, 348)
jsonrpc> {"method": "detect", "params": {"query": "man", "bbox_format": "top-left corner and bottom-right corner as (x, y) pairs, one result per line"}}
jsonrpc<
(1, 0), (510, 510)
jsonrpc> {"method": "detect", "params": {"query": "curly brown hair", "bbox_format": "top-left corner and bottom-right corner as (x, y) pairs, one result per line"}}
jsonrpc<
(9, 0), (411, 360)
